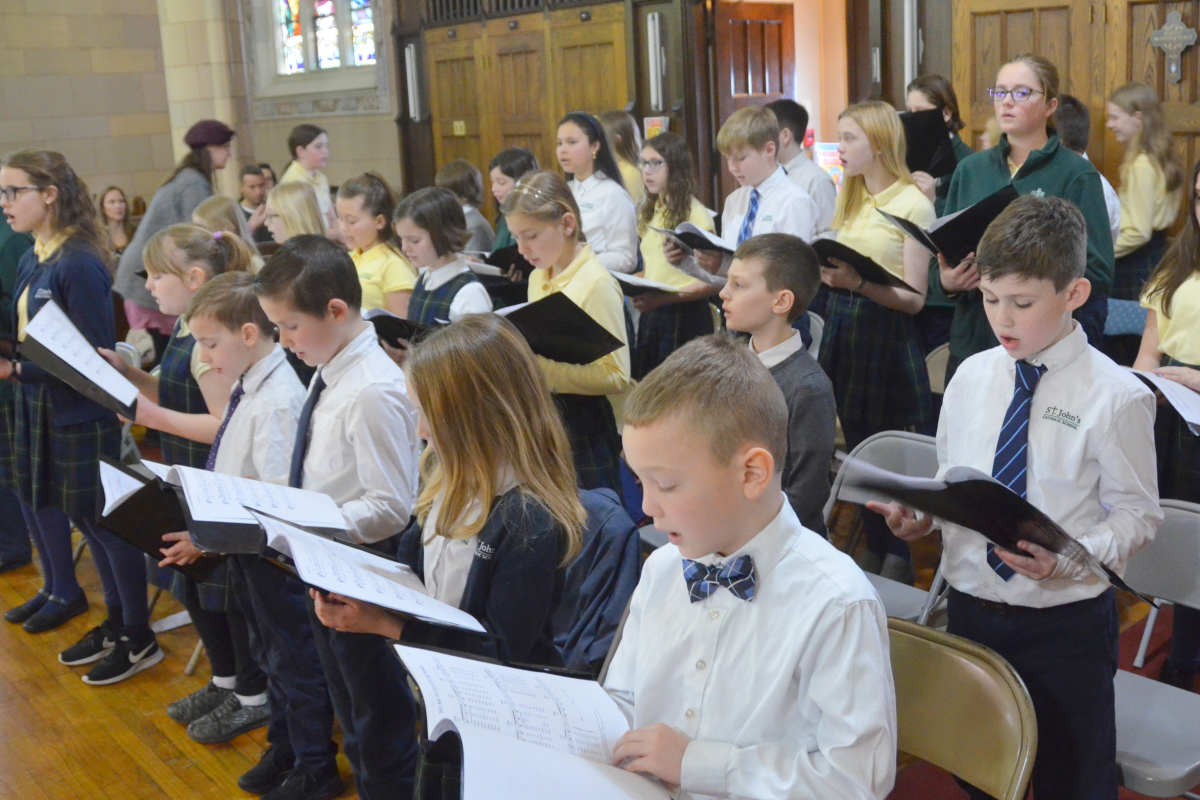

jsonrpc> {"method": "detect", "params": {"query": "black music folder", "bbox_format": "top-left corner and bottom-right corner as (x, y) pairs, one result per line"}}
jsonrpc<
(613, 272), (684, 298)
(498, 292), (623, 365)
(363, 308), (432, 348)
(812, 239), (918, 294)
(878, 184), (1019, 266)
(900, 108), (957, 178)
(648, 222), (734, 255)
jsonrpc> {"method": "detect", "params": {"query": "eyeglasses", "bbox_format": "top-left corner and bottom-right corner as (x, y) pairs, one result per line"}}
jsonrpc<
(987, 87), (1045, 103)
(637, 158), (666, 172)
(0, 186), (39, 203)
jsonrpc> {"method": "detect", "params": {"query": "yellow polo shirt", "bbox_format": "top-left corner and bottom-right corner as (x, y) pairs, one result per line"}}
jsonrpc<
(350, 242), (417, 311)
(618, 159), (644, 203)
(835, 180), (936, 279)
(1116, 153), (1182, 257)
(280, 161), (333, 220)
(639, 199), (713, 291)
(1142, 271), (1200, 365)
(528, 244), (631, 396)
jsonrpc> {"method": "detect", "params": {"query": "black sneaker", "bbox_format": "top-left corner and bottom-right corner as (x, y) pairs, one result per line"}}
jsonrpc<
(59, 620), (119, 666)
(81, 635), (164, 686)
(23, 592), (88, 633)
(238, 746), (296, 795)
(4, 589), (49, 624)
(167, 681), (231, 724)
(261, 768), (344, 800)
(187, 693), (271, 743)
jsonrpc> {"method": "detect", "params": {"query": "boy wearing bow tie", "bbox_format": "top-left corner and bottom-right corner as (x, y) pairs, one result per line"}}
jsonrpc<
(605, 334), (896, 800)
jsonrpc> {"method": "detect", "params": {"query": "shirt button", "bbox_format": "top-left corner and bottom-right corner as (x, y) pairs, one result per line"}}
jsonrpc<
(709, 610), (719, 620)
(685, 709), (695, 719)
(696, 660), (706, 670)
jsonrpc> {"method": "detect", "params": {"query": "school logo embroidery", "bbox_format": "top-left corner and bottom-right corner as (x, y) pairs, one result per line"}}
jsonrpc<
(474, 541), (495, 560)
(1042, 405), (1080, 430)
(34, 288), (53, 299)
(360, 272), (373, 280)
(1031, 188), (1046, 198)
(761, 214), (775, 223)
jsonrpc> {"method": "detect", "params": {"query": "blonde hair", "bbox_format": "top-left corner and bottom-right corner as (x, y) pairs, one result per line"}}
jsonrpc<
(499, 170), (583, 240)
(406, 314), (586, 562)
(832, 101), (913, 231)
(716, 106), (780, 156)
(143, 223), (254, 279)
(1109, 81), (1184, 193)
(193, 195), (257, 243)
(625, 333), (787, 467)
(266, 181), (325, 240)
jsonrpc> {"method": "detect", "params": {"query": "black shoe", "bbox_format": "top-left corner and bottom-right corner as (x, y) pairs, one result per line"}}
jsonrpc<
(167, 681), (231, 724)
(1159, 661), (1196, 691)
(261, 769), (344, 800)
(0, 555), (31, 575)
(239, 747), (297, 795)
(187, 693), (271, 743)
(4, 589), (48, 624)
(23, 593), (88, 633)
(81, 634), (164, 685)
(59, 620), (120, 666)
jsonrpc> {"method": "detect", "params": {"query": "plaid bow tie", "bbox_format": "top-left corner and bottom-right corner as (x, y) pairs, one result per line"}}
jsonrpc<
(681, 555), (756, 603)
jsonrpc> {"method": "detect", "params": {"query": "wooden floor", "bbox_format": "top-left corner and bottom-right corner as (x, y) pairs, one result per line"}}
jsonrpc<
(0, 536), (358, 800)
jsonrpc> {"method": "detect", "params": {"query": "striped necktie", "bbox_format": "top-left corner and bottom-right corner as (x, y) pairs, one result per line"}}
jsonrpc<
(987, 359), (1047, 580)
(737, 189), (760, 245)
(204, 379), (244, 472)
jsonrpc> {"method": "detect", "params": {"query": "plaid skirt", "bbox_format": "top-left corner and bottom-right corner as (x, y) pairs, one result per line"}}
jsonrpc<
(1113, 230), (1168, 301)
(0, 396), (16, 491)
(818, 292), (933, 430)
(14, 385), (120, 520)
(634, 299), (715, 380)
(1154, 355), (1200, 504)
(556, 394), (623, 499)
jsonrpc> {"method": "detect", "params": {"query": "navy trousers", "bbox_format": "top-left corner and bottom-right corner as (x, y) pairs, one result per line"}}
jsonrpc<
(230, 555), (338, 774)
(947, 588), (1119, 800)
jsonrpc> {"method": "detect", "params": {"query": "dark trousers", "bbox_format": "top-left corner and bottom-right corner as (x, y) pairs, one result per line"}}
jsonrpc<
(0, 487), (31, 564)
(231, 556), (338, 774)
(1169, 605), (1200, 676)
(947, 588), (1119, 800)
(307, 597), (418, 800)
(842, 420), (911, 562)
(185, 596), (268, 696)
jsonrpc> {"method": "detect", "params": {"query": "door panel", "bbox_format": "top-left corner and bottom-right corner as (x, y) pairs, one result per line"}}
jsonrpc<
(425, 27), (485, 168)
(486, 15), (554, 180)
(548, 4), (630, 119)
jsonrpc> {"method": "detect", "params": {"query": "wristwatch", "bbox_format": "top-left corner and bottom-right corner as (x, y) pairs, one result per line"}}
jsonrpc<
(855, 276), (868, 293)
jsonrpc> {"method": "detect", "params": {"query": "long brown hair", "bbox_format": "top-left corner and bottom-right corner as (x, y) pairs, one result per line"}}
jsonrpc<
(637, 132), (697, 233)
(1144, 157), (1200, 316)
(1109, 81), (1184, 193)
(97, 185), (136, 243)
(338, 172), (404, 254)
(2, 149), (103, 258)
(598, 110), (641, 167)
(906, 74), (965, 133)
(166, 146), (215, 186)
(406, 314), (586, 562)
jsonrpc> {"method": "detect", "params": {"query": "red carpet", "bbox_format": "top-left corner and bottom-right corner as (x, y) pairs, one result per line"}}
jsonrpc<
(888, 605), (1194, 799)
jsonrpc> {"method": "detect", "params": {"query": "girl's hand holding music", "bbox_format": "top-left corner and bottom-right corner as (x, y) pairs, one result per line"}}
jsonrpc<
(820, 257), (864, 291)
(158, 531), (203, 567)
(311, 590), (406, 639)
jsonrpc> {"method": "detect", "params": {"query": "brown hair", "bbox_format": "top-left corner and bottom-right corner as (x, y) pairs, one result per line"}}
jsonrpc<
(1000, 54), (1060, 128)
(499, 170), (583, 239)
(286, 123), (326, 171)
(253, 234), (362, 315)
(976, 195), (1085, 290)
(337, 171), (403, 253)
(143, 223), (255, 279)
(637, 132), (698, 233)
(434, 159), (485, 209)
(3, 149), (103, 258)
(1144, 157), (1200, 316)
(406, 314), (586, 561)
(832, 102), (913, 231)
(97, 185), (136, 245)
(625, 333), (787, 467)
(906, 74), (965, 133)
(166, 146), (216, 186)
(185, 271), (275, 335)
(733, 233), (822, 322)
(393, 186), (472, 257)
(716, 106), (780, 156)
(193, 195), (257, 243)
(1109, 81), (1184, 193)
(598, 110), (641, 167)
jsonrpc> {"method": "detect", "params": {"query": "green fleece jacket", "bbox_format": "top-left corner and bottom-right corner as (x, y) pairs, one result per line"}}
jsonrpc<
(928, 132), (1115, 360)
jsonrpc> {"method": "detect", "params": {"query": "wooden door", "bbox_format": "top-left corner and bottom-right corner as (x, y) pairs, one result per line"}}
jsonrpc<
(484, 15), (554, 172)
(424, 25), (486, 170)
(547, 4), (631, 119)
(712, 1), (795, 200)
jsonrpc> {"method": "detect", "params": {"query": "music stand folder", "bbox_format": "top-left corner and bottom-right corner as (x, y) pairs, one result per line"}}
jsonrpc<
(498, 292), (623, 365)
(812, 239), (918, 294)
(900, 108), (957, 179)
(20, 335), (137, 419)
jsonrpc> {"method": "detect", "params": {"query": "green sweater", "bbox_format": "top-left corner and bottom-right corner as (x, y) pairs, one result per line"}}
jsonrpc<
(0, 216), (32, 403)
(492, 214), (515, 252)
(928, 132), (1115, 360)
(933, 132), (977, 216)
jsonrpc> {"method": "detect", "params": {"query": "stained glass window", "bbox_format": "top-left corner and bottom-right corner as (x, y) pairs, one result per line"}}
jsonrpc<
(314, 0), (340, 69)
(278, 0), (304, 74)
(350, 0), (376, 66)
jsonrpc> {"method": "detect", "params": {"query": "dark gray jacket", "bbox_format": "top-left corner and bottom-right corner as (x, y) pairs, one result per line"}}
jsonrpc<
(770, 349), (837, 535)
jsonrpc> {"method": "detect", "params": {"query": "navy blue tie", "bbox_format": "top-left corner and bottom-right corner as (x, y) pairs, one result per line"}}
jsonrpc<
(682, 555), (756, 603)
(737, 189), (760, 245)
(204, 379), (244, 472)
(987, 359), (1047, 580)
(288, 372), (327, 489)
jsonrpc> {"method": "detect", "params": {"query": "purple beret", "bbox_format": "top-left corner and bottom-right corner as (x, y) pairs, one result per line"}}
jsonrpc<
(184, 119), (236, 149)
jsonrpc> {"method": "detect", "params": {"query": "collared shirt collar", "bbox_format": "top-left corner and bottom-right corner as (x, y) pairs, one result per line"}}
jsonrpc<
(34, 231), (69, 262)
(781, 151), (812, 175)
(421, 256), (471, 292)
(997, 131), (1060, 177)
(536, 244), (595, 292)
(240, 344), (288, 395)
(573, 172), (607, 193)
(867, 177), (908, 208)
(1017, 319), (1088, 374)
(694, 495), (798, 583)
(319, 324), (378, 387)
(751, 329), (804, 369)
(754, 166), (789, 195)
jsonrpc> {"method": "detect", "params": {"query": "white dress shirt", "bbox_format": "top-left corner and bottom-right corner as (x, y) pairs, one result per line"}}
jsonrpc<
(750, 330), (804, 369)
(301, 325), (421, 544)
(721, 166), (819, 247)
(604, 498), (896, 800)
(569, 172), (639, 274)
(212, 345), (304, 485)
(782, 151), (838, 234)
(418, 256), (493, 321)
(938, 323), (1161, 607)
(1082, 152), (1122, 245)
(422, 473), (518, 607)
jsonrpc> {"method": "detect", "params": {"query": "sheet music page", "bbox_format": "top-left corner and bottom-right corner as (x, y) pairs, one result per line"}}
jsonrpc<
(613, 273), (682, 293)
(141, 459), (172, 481)
(168, 465), (345, 529)
(677, 221), (731, 251)
(452, 722), (671, 800)
(253, 513), (485, 633)
(396, 645), (631, 765)
(24, 300), (138, 406)
(1130, 369), (1200, 434)
(99, 461), (147, 516)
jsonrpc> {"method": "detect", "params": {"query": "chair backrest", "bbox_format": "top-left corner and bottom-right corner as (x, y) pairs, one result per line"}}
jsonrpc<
(807, 312), (824, 358)
(1105, 298), (1148, 337)
(823, 431), (939, 526)
(889, 619), (1037, 800)
(1122, 499), (1200, 610)
(926, 343), (951, 395)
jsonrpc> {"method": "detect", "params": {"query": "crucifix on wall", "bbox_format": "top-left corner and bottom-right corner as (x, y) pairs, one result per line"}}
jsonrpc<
(1151, 10), (1197, 83)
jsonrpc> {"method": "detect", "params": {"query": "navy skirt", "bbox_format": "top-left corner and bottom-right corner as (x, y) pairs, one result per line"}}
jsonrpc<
(555, 393), (623, 499)
(1113, 229), (1168, 301)
(1155, 355), (1200, 504)
(634, 299), (715, 380)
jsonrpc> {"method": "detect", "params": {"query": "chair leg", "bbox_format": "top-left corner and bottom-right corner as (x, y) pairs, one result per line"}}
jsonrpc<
(185, 640), (204, 677)
(918, 562), (947, 627)
(72, 538), (87, 567)
(1132, 604), (1160, 669)
(147, 587), (163, 615)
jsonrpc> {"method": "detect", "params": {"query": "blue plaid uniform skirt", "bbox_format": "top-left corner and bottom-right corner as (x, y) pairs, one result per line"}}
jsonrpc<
(556, 393), (623, 499)
(818, 291), (933, 430)
(633, 299), (715, 380)
(1155, 355), (1200, 504)
(0, 396), (16, 491)
(1113, 230), (1168, 301)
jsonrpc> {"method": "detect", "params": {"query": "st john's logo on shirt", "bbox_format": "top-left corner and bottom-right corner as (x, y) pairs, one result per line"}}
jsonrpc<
(1042, 405), (1080, 430)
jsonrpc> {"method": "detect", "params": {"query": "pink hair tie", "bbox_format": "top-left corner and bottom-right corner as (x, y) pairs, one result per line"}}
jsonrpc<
(213, 230), (224, 240)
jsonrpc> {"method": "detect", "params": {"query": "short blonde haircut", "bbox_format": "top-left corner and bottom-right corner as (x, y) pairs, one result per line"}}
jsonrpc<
(185, 271), (275, 334)
(716, 106), (780, 156)
(625, 333), (787, 466)
(832, 101), (913, 231)
(406, 314), (586, 563)
(143, 223), (254, 279)
(266, 181), (325, 240)
(193, 195), (257, 243)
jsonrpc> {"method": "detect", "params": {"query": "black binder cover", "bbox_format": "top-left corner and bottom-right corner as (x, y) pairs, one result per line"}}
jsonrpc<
(20, 336), (137, 419)
(478, 274), (530, 309)
(365, 310), (431, 348)
(501, 292), (623, 365)
(812, 239), (918, 294)
(485, 245), (536, 282)
(878, 184), (1019, 266)
(173, 486), (270, 556)
(900, 108), (957, 179)
(96, 458), (223, 581)
(652, 227), (735, 255)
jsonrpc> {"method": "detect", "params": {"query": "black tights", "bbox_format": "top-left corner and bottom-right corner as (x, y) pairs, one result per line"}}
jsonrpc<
(184, 596), (268, 696)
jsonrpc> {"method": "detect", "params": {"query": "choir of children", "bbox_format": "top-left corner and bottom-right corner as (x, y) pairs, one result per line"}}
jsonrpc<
(1, 63), (1191, 800)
